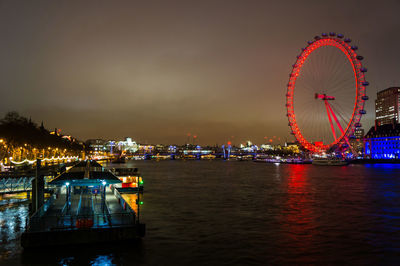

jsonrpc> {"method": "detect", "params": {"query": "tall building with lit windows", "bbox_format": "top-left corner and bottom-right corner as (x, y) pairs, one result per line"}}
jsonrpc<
(354, 128), (364, 139)
(350, 128), (364, 156)
(375, 87), (400, 126)
(364, 87), (400, 159)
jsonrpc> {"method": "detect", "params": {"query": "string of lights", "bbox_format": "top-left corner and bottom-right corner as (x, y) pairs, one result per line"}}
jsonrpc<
(9, 156), (79, 165)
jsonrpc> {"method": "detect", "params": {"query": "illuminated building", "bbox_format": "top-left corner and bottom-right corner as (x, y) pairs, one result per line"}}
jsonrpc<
(364, 124), (400, 159)
(154, 144), (167, 153)
(349, 128), (365, 156)
(86, 139), (107, 153)
(240, 141), (258, 152)
(375, 87), (400, 126)
(260, 144), (273, 151)
(364, 87), (400, 159)
(116, 138), (138, 153)
(183, 146), (212, 155)
(354, 128), (364, 139)
(85, 138), (139, 155)
(284, 142), (300, 154)
(138, 144), (154, 154)
(50, 128), (62, 136)
(168, 145), (177, 153)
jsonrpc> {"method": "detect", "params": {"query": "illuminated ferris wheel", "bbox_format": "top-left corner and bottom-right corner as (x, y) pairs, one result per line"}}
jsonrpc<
(286, 32), (369, 153)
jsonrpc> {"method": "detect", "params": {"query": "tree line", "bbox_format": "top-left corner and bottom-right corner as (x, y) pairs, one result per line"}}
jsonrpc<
(0, 111), (84, 161)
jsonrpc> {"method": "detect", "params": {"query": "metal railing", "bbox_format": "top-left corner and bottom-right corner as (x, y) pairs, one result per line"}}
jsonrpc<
(0, 176), (56, 194)
(27, 212), (136, 232)
(31, 193), (56, 219)
(0, 176), (34, 194)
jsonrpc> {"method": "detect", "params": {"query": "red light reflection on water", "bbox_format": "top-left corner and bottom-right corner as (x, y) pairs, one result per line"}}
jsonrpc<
(280, 164), (315, 258)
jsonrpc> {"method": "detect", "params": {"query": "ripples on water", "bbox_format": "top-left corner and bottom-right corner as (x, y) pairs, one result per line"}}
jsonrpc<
(1, 161), (400, 265)
(0, 198), (27, 263)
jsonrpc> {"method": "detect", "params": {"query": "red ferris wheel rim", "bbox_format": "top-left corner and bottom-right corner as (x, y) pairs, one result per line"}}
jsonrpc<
(286, 33), (368, 153)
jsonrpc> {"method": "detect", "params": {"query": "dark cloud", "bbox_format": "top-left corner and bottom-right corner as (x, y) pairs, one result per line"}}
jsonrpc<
(0, 0), (399, 144)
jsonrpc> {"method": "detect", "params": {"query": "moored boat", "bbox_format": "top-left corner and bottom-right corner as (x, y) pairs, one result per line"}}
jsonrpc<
(312, 158), (348, 166)
(284, 158), (312, 164)
(111, 167), (144, 191)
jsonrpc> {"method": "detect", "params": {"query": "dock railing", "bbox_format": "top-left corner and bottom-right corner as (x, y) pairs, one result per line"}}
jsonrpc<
(27, 212), (136, 232)
(30, 193), (56, 219)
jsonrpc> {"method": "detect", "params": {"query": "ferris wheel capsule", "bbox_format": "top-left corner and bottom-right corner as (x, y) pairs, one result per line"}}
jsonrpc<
(337, 34), (344, 38)
(362, 95), (369, 100)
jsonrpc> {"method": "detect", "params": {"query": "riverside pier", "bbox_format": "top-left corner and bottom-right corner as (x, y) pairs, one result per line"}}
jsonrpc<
(21, 160), (145, 248)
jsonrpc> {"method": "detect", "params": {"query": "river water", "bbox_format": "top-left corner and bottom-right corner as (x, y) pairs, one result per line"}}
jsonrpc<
(1, 161), (400, 265)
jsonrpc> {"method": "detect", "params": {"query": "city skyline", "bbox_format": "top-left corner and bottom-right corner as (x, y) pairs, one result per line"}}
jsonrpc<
(1, 1), (400, 144)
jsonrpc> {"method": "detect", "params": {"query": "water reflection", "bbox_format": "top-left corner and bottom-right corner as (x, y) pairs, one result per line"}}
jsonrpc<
(0, 198), (28, 262)
(90, 255), (114, 265)
(21, 240), (144, 265)
(280, 164), (315, 262)
(364, 163), (400, 169)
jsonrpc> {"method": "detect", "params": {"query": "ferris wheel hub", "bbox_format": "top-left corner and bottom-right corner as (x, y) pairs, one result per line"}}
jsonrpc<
(315, 93), (335, 100)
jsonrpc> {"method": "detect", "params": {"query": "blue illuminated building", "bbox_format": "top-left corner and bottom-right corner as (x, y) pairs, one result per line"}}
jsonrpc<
(365, 123), (400, 159)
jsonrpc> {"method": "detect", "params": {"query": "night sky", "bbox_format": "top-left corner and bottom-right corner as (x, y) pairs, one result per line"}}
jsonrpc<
(1, 0), (399, 145)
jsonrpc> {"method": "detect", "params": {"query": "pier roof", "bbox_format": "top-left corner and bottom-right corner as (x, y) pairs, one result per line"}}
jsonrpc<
(50, 160), (121, 186)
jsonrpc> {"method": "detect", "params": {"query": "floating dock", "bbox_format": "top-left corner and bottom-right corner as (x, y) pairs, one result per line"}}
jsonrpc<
(21, 160), (145, 248)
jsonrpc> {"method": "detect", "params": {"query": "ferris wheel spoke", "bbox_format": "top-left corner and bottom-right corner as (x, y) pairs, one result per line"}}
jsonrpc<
(327, 51), (347, 81)
(328, 76), (355, 94)
(331, 103), (352, 131)
(327, 71), (351, 94)
(299, 66), (321, 92)
(296, 81), (316, 94)
(327, 65), (354, 89)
